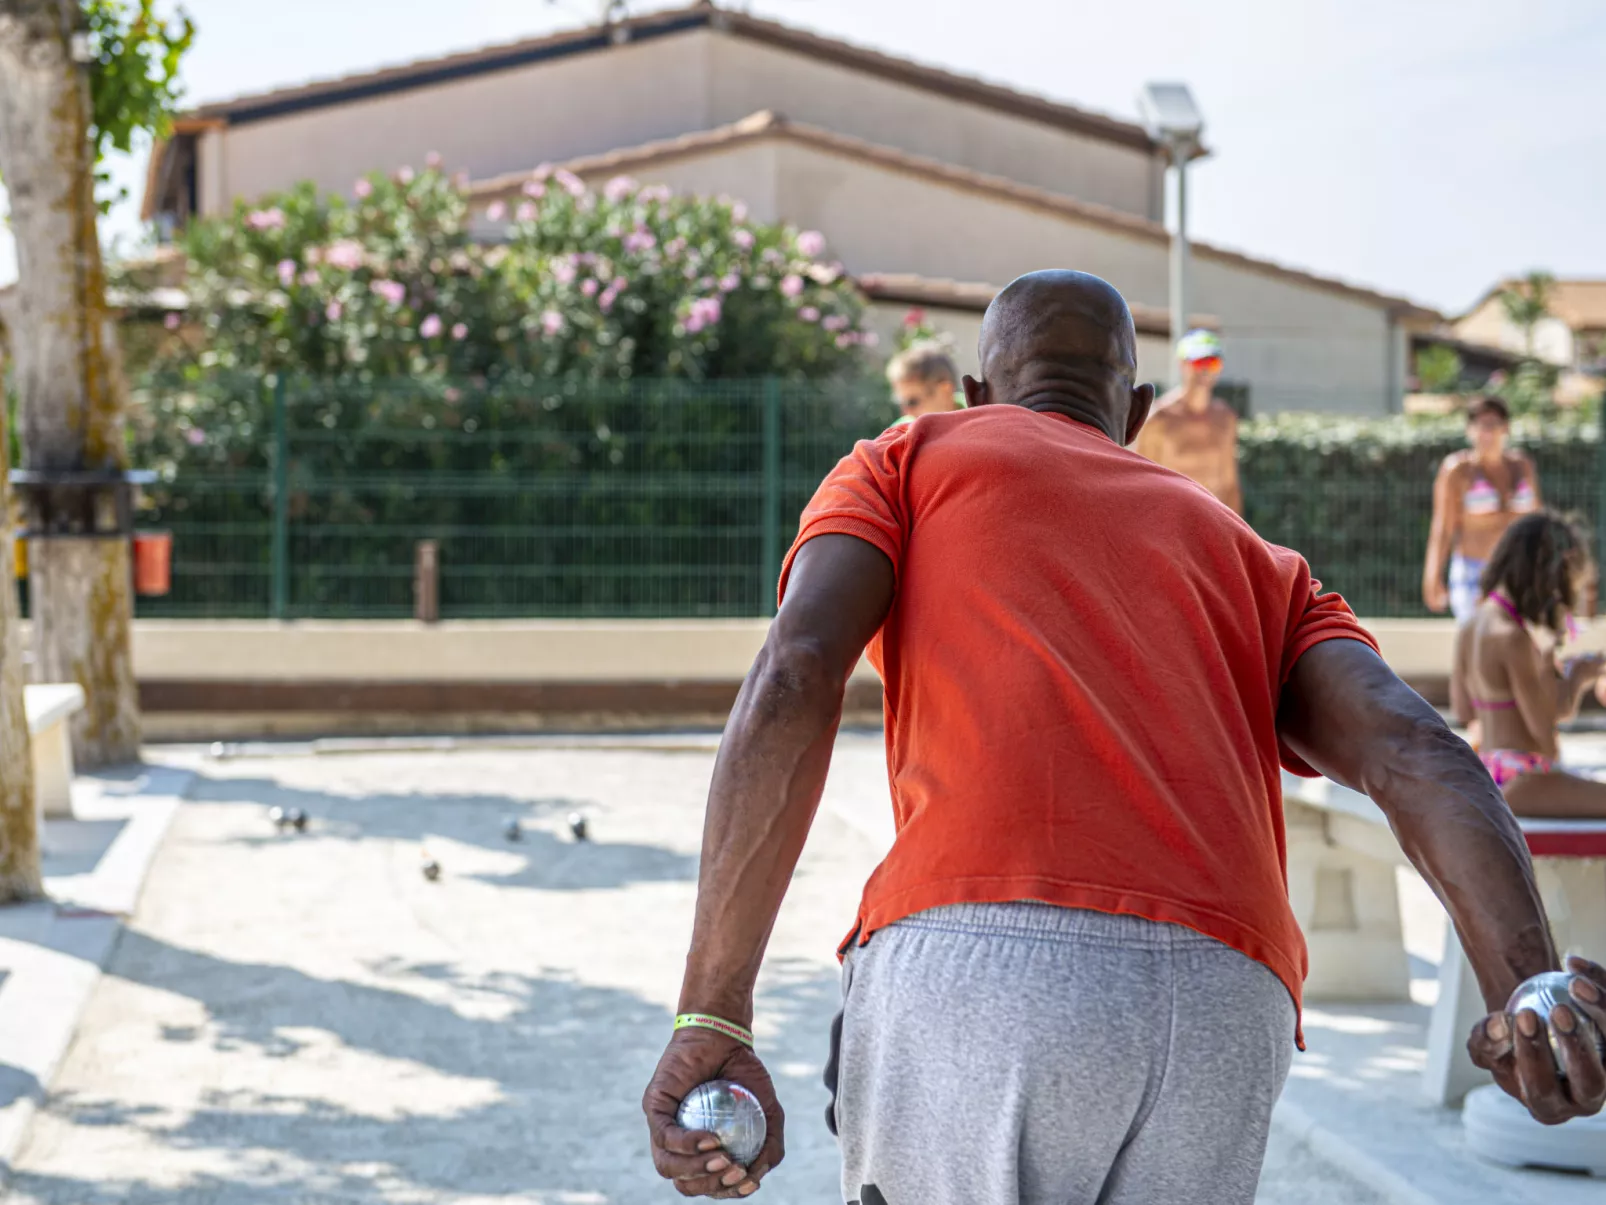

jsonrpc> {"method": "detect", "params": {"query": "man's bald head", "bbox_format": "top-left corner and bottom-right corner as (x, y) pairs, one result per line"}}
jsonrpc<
(962, 270), (1153, 444)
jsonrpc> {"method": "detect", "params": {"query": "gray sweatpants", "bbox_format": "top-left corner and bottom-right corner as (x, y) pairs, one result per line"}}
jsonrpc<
(827, 902), (1295, 1205)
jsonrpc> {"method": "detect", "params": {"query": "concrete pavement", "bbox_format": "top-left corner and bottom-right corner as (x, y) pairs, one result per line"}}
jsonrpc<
(5, 739), (1400, 1202)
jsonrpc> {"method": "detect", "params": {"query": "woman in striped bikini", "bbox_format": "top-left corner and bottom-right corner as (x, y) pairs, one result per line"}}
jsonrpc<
(1423, 395), (1541, 622)
(1451, 510), (1606, 816)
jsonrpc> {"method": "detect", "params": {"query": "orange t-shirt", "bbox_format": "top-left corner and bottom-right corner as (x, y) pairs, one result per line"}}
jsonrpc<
(778, 405), (1378, 1034)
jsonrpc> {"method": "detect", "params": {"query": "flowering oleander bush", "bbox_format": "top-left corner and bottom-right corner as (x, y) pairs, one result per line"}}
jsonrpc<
(150, 162), (870, 385)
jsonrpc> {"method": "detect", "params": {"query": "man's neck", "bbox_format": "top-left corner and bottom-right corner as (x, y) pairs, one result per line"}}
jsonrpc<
(1181, 383), (1214, 413)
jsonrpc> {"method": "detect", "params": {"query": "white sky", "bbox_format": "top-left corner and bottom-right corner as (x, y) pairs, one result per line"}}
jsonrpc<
(3, 0), (1604, 314)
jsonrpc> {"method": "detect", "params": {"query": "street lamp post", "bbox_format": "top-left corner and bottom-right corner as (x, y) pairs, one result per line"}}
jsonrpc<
(1137, 84), (1205, 386)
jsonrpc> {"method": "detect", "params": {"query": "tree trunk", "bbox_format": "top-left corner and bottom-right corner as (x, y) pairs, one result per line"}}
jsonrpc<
(0, 0), (141, 769)
(0, 343), (43, 902)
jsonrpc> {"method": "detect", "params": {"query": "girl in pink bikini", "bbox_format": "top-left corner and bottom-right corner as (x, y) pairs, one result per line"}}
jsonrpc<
(1452, 510), (1606, 816)
(1423, 396), (1541, 622)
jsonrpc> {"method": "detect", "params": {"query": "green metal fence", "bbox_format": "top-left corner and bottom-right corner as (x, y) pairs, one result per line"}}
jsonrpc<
(14, 374), (1600, 621)
(130, 375), (897, 620)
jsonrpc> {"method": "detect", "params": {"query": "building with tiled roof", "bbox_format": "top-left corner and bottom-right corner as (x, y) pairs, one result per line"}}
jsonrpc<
(142, 1), (1443, 414)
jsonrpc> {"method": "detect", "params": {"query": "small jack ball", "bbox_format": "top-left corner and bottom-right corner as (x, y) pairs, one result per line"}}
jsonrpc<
(269, 806), (288, 828)
(503, 818), (523, 842)
(568, 813), (588, 841)
(421, 859), (442, 882)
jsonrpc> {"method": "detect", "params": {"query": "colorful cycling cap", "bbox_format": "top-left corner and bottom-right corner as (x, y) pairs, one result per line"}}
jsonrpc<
(1176, 329), (1223, 363)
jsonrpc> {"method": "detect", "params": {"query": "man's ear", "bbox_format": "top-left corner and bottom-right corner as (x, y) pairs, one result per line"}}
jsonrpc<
(962, 375), (990, 408)
(1123, 382), (1156, 446)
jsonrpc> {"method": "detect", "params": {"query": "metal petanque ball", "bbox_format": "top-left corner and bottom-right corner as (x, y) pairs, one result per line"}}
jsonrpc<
(289, 808), (308, 832)
(1507, 971), (1606, 1072)
(503, 817), (523, 842)
(268, 806), (289, 830)
(568, 813), (589, 842)
(677, 1080), (766, 1167)
(421, 858), (442, 882)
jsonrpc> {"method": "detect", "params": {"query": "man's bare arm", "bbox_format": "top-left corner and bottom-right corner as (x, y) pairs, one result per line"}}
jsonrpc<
(677, 535), (895, 1025)
(1278, 639), (1554, 1010)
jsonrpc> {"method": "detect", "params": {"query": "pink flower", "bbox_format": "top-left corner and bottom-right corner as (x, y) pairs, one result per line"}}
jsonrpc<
(902, 307), (927, 328)
(370, 279), (407, 306)
(325, 300), (343, 321)
(796, 230), (826, 257)
(486, 201), (506, 222)
(425, 151), (443, 169)
(581, 278), (599, 297)
(862, 331), (880, 347)
(277, 259), (297, 286)
(612, 275), (629, 291)
(731, 202), (748, 222)
(552, 259), (577, 286)
(323, 240), (365, 271)
(762, 248), (784, 266)
(823, 314), (848, 332)
(799, 306), (820, 322)
(453, 171), (470, 191)
(664, 237), (687, 259)
(719, 273), (740, 293)
(685, 314), (705, 334)
(245, 207), (286, 231)
(641, 184), (673, 203)
(688, 296), (722, 328)
(397, 166), (415, 184)
(532, 163), (554, 180)
(186, 427), (206, 446)
(445, 386), (462, 404)
(300, 269), (321, 286)
(599, 288), (618, 314)
(451, 322), (468, 340)
(522, 179), (546, 199)
(354, 178), (374, 199)
(516, 201), (538, 222)
(163, 312), (181, 331)
(835, 333), (856, 350)
(555, 169), (586, 197)
(604, 175), (638, 203)
(780, 274), (804, 298)
(733, 229), (755, 250)
(542, 309), (565, 336)
(623, 229), (657, 254)
(420, 314), (443, 338)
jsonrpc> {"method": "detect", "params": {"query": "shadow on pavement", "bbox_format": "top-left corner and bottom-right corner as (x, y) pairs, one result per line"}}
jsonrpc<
(9, 929), (845, 1204)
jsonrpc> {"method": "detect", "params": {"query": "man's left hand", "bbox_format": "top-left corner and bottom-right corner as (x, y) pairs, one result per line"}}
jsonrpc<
(1468, 955), (1606, 1124)
(643, 1028), (786, 1197)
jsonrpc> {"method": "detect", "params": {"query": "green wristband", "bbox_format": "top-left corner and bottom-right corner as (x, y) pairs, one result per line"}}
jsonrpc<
(674, 1013), (755, 1048)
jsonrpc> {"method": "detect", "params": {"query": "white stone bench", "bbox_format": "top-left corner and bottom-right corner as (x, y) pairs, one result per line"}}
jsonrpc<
(1282, 770), (1606, 1105)
(24, 683), (85, 820)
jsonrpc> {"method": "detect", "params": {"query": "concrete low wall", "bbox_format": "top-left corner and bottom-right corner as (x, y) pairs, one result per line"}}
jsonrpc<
(19, 618), (1458, 740)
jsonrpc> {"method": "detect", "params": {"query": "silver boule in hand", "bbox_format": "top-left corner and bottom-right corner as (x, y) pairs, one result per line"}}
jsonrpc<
(676, 1079), (766, 1166)
(1507, 970), (1606, 1073)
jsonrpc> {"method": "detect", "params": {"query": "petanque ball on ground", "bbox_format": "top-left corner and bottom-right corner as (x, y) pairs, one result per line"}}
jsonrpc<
(568, 813), (588, 841)
(676, 1080), (766, 1166)
(421, 858), (441, 882)
(1506, 970), (1606, 1072)
(268, 806), (288, 829)
(289, 808), (308, 832)
(503, 817), (523, 842)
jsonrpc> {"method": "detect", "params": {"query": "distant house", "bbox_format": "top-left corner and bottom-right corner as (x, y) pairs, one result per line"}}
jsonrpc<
(1454, 279), (1606, 373)
(141, 2), (1442, 414)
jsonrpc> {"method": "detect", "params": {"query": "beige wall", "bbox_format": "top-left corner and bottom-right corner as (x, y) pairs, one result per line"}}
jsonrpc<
(1453, 298), (1575, 368)
(767, 142), (1397, 414)
(52, 617), (1449, 684)
(213, 34), (715, 209)
(705, 36), (1159, 220)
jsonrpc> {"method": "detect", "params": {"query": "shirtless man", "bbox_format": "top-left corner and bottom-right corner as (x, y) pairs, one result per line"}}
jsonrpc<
(1134, 329), (1242, 513)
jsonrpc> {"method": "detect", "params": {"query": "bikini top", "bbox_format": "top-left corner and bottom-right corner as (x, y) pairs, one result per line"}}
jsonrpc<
(1463, 461), (1537, 518)
(1468, 590), (1522, 711)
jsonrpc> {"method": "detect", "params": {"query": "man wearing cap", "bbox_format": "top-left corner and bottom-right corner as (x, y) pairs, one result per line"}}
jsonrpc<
(1134, 328), (1242, 513)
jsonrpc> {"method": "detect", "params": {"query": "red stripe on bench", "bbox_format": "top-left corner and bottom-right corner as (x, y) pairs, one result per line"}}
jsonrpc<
(1522, 830), (1606, 858)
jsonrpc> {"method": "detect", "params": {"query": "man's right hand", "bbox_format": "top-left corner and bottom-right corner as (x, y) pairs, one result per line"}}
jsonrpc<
(1424, 581), (1450, 614)
(1468, 956), (1606, 1124)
